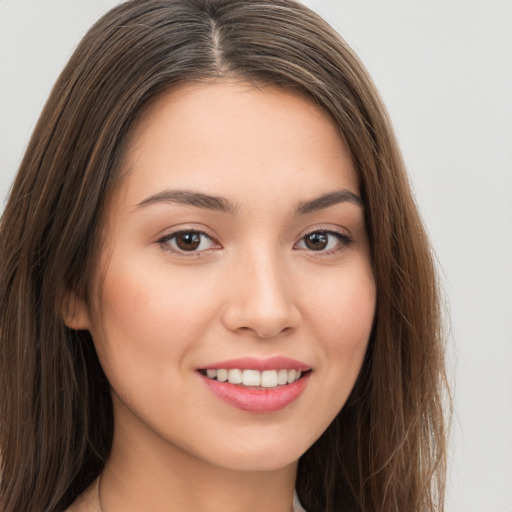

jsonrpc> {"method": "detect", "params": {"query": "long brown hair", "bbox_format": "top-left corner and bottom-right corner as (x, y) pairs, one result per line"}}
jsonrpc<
(0, 1), (448, 510)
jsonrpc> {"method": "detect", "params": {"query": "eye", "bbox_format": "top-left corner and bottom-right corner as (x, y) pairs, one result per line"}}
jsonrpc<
(158, 230), (218, 254)
(295, 230), (352, 253)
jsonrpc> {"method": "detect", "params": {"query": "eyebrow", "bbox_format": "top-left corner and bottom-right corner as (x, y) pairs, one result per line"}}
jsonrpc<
(295, 189), (363, 214)
(135, 189), (240, 214)
(135, 188), (362, 215)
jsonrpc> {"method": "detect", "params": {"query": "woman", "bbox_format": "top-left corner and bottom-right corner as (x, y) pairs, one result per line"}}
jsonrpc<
(0, 1), (448, 511)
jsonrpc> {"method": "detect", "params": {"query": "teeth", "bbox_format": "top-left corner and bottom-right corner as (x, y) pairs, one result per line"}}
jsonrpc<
(227, 369), (242, 384)
(242, 369), (261, 386)
(261, 370), (278, 388)
(204, 368), (304, 388)
(217, 369), (228, 382)
(277, 369), (288, 385)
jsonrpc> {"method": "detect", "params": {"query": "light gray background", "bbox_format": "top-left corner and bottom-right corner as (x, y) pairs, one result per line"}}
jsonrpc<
(1, 1), (511, 511)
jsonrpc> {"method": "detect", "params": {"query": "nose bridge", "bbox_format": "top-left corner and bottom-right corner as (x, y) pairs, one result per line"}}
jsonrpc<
(223, 242), (300, 338)
(246, 245), (286, 304)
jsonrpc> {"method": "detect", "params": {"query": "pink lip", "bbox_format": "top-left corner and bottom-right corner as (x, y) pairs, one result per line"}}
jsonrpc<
(199, 356), (312, 413)
(200, 356), (311, 372)
(201, 373), (310, 413)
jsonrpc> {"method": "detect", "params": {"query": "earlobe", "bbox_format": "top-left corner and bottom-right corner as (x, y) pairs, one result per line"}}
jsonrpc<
(61, 291), (91, 331)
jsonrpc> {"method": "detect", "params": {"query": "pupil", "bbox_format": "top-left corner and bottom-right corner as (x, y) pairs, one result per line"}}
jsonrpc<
(305, 232), (328, 250)
(176, 232), (201, 251)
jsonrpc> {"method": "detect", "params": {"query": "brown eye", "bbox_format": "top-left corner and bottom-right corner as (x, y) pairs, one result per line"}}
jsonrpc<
(295, 230), (352, 254)
(159, 230), (217, 254)
(304, 232), (328, 250)
(175, 232), (201, 251)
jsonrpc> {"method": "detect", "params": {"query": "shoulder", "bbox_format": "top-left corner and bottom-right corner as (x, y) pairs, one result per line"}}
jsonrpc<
(64, 479), (99, 512)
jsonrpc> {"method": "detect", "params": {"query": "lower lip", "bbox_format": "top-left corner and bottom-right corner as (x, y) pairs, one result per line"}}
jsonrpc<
(201, 372), (310, 413)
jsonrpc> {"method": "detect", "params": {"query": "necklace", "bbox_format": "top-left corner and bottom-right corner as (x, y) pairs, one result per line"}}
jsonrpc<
(97, 472), (106, 512)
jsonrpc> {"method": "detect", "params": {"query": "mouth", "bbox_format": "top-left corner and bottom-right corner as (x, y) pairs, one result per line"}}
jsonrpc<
(197, 358), (312, 413)
(198, 368), (310, 389)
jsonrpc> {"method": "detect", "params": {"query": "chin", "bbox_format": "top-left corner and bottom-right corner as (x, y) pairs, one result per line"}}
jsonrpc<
(214, 453), (299, 473)
(197, 434), (312, 473)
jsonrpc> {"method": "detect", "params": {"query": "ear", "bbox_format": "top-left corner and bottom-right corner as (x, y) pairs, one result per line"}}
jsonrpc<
(61, 289), (91, 331)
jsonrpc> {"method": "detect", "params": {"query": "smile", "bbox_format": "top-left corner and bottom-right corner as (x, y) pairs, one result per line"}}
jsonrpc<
(201, 368), (304, 388)
(198, 357), (312, 413)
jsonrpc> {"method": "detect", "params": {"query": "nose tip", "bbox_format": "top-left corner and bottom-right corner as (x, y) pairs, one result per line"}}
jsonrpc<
(223, 302), (300, 339)
(233, 304), (299, 339)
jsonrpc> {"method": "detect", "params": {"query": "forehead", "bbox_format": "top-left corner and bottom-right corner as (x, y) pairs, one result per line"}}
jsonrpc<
(114, 81), (358, 210)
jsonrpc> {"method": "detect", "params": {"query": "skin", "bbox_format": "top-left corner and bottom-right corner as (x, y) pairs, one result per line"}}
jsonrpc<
(65, 82), (376, 512)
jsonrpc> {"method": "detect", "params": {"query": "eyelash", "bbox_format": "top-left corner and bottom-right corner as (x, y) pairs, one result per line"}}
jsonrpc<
(156, 228), (353, 257)
(157, 229), (218, 256)
(294, 229), (353, 255)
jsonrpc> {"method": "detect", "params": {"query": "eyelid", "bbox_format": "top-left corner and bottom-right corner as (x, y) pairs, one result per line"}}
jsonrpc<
(293, 226), (353, 254)
(156, 227), (221, 256)
(154, 224), (352, 258)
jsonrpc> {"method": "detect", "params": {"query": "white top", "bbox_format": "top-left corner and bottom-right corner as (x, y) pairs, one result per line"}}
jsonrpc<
(293, 491), (308, 512)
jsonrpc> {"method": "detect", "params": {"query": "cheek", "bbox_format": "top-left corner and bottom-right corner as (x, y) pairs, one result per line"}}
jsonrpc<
(88, 255), (222, 371)
(292, 264), (375, 442)
(306, 267), (376, 358)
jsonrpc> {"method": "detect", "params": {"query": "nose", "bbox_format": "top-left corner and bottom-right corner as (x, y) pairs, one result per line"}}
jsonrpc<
(221, 248), (301, 339)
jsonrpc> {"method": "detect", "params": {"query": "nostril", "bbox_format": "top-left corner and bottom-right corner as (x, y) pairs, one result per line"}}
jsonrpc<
(220, 295), (301, 338)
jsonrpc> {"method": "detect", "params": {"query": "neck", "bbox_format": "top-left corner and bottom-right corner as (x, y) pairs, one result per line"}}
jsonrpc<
(99, 398), (298, 512)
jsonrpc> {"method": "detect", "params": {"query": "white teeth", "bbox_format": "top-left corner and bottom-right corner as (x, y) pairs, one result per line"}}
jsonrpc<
(216, 369), (228, 382)
(205, 368), (304, 388)
(242, 369), (261, 386)
(227, 369), (242, 384)
(261, 370), (278, 388)
(277, 369), (288, 385)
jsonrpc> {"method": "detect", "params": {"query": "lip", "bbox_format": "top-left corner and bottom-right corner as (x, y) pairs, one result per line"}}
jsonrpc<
(200, 356), (311, 372)
(200, 372), (310, 413)
(198, 356), (312, 413)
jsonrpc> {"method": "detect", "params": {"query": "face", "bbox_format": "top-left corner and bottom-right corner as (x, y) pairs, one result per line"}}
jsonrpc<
(69, 82), (376, 473)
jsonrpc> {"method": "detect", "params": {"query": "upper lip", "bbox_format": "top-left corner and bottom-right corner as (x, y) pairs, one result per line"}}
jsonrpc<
(199, 356), (311, 372)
